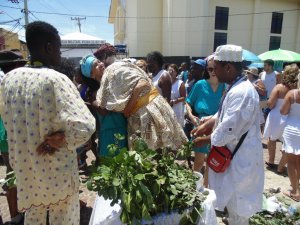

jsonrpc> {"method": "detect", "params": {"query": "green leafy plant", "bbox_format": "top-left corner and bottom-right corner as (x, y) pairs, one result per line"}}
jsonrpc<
(0, 171), (16, 189)
(86, 134), (206, 225)
(250, 191), (300, 225)
(250, 211), (300, 225)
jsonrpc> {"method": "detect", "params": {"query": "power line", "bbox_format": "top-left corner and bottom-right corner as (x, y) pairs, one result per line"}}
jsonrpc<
(1, 21), (21, 39)
(0, 18), (21, 24)
(1, 9), (19, 20)
(29, 11), (40, 21)
(0, 4), (299, 18)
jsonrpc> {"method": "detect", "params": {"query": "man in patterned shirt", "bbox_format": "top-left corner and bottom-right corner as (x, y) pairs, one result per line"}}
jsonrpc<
(0, 21), (95, 225)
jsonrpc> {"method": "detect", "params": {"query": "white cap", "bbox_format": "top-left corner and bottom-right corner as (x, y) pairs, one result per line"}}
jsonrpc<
(214, 44), (243, 62)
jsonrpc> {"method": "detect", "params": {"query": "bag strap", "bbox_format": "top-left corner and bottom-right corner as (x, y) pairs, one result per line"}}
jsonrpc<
(231, 131), (248, 159)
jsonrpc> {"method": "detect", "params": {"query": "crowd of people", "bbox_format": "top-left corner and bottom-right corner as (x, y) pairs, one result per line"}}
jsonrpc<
(0, 20), (299, 225)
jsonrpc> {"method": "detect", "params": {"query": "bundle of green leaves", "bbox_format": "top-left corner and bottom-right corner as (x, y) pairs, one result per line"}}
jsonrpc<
(0, 171), (16, 189)
(250, 211), (300, 225)
(250, 191), (300, 225)
(86, 134), (207, 225)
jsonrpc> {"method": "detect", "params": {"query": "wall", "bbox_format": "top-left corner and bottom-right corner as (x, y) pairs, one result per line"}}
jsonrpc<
(125, 0), (163, 57)
(111, 0), (300, 57)
(0, 28), (28, 59)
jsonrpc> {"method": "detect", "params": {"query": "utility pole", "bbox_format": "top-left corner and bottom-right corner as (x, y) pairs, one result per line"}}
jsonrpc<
(23, 0), (29, 27)
(71, 17), (86, 33)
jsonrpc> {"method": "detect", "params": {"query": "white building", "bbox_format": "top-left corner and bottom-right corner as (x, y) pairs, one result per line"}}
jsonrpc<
(109, 0), (300, 58)
(60, 32), (105, 58)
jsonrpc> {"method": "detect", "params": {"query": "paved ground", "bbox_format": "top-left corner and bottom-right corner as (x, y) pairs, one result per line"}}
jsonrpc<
(0, 140), (292, 224)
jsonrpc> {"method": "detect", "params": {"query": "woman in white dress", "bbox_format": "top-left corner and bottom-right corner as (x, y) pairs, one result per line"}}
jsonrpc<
(263, 64), (299, 174)
(168, 64), (186, 127)
(281, 75), (300, 201)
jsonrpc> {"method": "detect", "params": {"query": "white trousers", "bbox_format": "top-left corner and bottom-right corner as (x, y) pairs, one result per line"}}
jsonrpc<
(227, 197), (249, 225)
(24, 193), (79, 225)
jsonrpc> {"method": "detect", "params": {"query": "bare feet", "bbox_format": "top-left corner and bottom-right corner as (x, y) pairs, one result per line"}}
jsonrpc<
(283, 190), (300, 202)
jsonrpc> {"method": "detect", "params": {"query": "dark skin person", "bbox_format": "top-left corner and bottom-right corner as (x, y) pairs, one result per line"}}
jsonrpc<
(147, 59), (172, 103)
(29, 34), (62, 68)
(191, 61), (242, 147)
(32, 34), (68, 155)
(190, 63), (205, 82)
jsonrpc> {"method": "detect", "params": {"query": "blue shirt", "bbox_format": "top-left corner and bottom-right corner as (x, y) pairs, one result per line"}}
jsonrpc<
(186, 79), (225, 119)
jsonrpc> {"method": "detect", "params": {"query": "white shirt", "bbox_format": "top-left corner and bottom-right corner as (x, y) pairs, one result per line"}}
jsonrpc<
(209, 78), (264, 217)
(260, 71), (277, 98)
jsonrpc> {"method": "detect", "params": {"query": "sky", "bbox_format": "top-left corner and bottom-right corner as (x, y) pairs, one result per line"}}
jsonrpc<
(0, 0), (114, 44)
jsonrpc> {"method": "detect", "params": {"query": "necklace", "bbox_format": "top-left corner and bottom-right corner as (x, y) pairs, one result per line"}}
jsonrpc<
(25, 61), (45, 68)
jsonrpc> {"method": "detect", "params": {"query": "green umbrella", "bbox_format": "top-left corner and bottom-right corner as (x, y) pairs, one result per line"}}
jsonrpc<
(258, 49), (300, 62)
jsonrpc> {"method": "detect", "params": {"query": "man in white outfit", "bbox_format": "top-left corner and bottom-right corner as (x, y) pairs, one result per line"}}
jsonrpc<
(192, 44), (264, 225)
(260, 59), (280, 99)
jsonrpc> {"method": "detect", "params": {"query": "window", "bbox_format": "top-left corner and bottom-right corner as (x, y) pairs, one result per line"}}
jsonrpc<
(269, 36), (281, 50)
(214, 32), (227, 51)
(215, 6), (229, 30)
(271, 12), (283, 34)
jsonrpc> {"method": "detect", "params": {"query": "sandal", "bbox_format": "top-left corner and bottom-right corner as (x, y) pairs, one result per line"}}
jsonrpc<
(265, 162), (277, 170)
(283, 190), (300, 202)
(275, 169), (288, 177)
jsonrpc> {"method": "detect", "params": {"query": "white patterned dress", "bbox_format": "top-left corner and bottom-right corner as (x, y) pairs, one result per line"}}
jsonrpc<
(0, 67), (95, 211)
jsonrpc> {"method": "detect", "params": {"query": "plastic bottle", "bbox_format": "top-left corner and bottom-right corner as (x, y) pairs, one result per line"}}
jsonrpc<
(288, 202), (300, 216)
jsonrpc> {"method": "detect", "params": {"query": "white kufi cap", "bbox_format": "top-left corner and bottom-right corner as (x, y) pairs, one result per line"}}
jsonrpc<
(214, 44), (243, 62)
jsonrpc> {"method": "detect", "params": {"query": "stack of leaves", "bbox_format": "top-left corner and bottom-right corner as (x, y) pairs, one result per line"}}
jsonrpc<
(250, 190), (300, 225)
(250, 211), (300, 225)
(86, 135), (207, 225)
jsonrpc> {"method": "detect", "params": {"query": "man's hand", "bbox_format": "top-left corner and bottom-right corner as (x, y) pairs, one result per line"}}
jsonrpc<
(45, 131), (66, 149)
(191, 117), (215, 137)
(36, 142), (56, 156)
(193, 136), (210, 148)
(191, 116), (200, 126)
(36, 131), (66, 156)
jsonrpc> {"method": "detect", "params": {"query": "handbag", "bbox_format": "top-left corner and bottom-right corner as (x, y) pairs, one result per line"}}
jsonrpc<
(207, 132), (248, 173)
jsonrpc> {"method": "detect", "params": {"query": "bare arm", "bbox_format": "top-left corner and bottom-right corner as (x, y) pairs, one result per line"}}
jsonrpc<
(185, 102), (199, 126)
(191, 117), (216, 147)
(123, 79), (151, 117)
(171, 82), (186, 106)
(178, 82), (187, 100)
(159, 72), (172, 103)
(90, 101), (110, 116)
(280, 90), (293, 115)
(267, 85), (279, 109)
(254, 80), (267, 97)
(276, 73), (282, 84)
